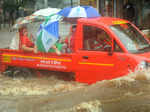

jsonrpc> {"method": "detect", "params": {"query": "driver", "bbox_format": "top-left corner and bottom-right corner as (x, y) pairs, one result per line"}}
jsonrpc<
(91, 31), (111, 51)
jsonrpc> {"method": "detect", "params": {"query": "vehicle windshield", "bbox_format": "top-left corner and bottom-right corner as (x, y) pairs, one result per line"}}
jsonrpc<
(110, 23), (150, 53)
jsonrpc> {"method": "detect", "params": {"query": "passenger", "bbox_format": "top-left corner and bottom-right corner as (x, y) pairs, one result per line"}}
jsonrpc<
(20, 27), (37, 53)
(65, 25), (77, 53)
(49, 43), (62, 55)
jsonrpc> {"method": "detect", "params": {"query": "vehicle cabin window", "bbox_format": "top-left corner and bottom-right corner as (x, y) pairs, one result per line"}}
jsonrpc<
(83, 25), (112, 52)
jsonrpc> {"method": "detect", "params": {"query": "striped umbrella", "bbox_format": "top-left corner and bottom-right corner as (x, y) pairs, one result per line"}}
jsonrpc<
(13, 15), (44, 29)
(36, 14), (62, 52)
(13, 8), (61, 29)
(58, 6), (100, 18)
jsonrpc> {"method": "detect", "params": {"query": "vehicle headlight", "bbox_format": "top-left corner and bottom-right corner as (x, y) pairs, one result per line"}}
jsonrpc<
(138, 61), (147, 69)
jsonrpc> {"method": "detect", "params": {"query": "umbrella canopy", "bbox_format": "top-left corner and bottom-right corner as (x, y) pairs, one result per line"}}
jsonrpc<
(13, 7), (61, 29)
(36, 14), (62, 52)
(13, 15), (43, 29)
(33, 7), (61, 16)
(58, 6), (100, 18)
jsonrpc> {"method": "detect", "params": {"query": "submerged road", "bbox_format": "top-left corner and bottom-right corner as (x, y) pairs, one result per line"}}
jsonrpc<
(0, 77), (150, 112)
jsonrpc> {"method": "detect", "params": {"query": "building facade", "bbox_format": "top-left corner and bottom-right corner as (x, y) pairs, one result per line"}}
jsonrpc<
(80, 0), (150, 29)
(0, 0), (150, 29)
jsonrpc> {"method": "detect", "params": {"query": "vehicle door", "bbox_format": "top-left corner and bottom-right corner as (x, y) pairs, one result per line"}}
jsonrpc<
(75, 25), (131, 83)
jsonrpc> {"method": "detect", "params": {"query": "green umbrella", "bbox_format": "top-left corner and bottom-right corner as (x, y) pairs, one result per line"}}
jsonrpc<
(36, 14), (62, 52)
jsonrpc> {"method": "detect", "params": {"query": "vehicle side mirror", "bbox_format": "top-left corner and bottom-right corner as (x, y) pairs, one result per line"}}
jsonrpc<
(104, 45), (113, 55)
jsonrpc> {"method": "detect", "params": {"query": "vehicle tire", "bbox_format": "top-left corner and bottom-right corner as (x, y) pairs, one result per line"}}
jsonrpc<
(3, 66), (14, 77)
(13, 67), (33, 78)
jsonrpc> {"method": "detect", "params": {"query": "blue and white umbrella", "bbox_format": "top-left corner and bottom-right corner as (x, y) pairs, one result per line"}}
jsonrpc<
(58, 6), (100, 18)
(36, 14), (62, 52)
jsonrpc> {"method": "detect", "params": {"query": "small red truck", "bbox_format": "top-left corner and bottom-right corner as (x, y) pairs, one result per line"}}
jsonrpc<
(1, 17), (150, 84)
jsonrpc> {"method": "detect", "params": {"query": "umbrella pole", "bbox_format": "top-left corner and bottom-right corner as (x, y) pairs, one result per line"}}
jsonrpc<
(71, 0), (73, 7)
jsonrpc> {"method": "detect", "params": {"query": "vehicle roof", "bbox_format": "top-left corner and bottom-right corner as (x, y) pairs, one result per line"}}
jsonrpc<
(78, 17), (129, 26)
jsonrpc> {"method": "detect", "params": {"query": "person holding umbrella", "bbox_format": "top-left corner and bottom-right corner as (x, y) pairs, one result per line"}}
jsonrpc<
(36, 14), (63, 55)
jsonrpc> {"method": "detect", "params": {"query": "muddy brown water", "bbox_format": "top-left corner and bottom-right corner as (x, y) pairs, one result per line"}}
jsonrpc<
(1, 70), (150, 112)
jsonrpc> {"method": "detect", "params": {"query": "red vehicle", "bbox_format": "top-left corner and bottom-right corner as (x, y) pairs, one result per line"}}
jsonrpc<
(0, 17), (150, 84)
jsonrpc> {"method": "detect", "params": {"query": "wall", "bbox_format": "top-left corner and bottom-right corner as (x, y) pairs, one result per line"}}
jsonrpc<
(80, 0), (97, 8)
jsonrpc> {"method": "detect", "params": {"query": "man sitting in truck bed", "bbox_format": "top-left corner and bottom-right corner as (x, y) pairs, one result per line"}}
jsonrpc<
(20, 27), (37, 53)
(9, 27), (37, 53)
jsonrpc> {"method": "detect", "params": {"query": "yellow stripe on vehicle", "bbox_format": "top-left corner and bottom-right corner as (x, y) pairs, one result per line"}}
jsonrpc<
(2, 55), (11, 63)
(79, 62), (114, 66)
(2, 54), (72, 62)
(112, 20), (127, 25)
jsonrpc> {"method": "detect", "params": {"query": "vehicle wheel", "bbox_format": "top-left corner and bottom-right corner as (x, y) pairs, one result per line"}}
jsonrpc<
(3, 66), (14, 77)
(12, 67), (33, 78)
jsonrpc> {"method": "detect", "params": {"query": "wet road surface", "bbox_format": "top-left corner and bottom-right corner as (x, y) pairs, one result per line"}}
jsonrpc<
(0, 70), (150, 112)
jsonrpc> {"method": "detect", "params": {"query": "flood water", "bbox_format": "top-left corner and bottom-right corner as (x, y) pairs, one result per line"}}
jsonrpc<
(1, 69), (150, 112)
